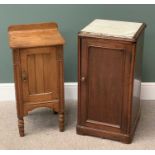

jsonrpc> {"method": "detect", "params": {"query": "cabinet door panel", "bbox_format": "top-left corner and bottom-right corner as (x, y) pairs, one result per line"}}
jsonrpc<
(88, 46), (123, 126)
(80, 38), (131, 133)
(27, 54), (36, 94)
(35, 54), (44, 93)
(20, 46), (59, 103)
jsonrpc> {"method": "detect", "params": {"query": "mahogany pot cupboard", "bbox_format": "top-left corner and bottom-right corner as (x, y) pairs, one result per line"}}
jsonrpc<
(8, 22), (65, 136)
(77, 19), (146, 143)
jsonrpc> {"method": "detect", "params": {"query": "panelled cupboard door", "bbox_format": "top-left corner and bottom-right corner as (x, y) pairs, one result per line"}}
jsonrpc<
(20, 46), (59, 103)
(79, 38), (132, 134)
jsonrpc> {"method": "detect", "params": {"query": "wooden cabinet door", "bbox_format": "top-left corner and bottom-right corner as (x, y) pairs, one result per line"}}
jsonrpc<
(20, 46), (59, 103)
(79, 38), (132, 134)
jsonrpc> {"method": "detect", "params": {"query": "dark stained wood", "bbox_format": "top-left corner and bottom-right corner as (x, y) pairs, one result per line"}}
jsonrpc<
(8, 22), (65, 136)
(77, 24), (146, 143)
(131, 32), (144, 136)
(88, 46), (124, 126)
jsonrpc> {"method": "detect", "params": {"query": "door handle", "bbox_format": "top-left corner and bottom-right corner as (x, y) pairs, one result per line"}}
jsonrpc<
(22, 71), (27, 81)
(81, 76), (86, 82)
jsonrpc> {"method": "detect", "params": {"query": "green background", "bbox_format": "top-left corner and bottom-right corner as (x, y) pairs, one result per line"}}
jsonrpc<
(0, 4), (154, 82)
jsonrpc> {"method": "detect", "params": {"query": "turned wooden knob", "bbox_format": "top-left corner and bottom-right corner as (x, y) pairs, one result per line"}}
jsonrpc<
(21, 71), (27, 81)
(81, 77), (86, 82)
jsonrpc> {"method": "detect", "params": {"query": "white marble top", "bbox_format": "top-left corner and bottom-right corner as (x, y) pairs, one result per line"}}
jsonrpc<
(81, 19), (143, 39)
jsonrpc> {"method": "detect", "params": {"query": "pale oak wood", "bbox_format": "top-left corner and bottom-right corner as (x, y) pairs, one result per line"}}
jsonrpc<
(8, 22), (65, 48)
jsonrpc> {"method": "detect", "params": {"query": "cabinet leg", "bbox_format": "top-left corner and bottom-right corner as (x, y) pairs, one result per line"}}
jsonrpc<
(59, 113), (64, 132)
(18, 118), (24, 137)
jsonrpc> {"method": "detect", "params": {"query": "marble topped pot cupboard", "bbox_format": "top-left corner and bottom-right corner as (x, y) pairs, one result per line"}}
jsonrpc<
(8, 22), (65, 136)
(77, 19), (146, 143)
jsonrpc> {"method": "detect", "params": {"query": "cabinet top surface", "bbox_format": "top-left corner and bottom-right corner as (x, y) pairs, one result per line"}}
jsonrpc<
(80, 19), (145, 40)
(8, 22), (65, 49)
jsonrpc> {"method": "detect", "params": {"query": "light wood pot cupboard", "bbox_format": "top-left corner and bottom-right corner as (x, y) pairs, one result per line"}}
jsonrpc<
(8, 22), (65, 136)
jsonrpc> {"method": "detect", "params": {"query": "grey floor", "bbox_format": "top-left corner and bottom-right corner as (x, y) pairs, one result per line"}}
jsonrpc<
(0, 100), (155, 149)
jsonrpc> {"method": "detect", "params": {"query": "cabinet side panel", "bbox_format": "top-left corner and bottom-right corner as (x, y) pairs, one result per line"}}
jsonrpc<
(132, 32), (144, 128)
(43, 47), (59, 98)
(12, 49), (24, 118)
(77, 37), (82, 125)
(56, 46), (65, 113)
